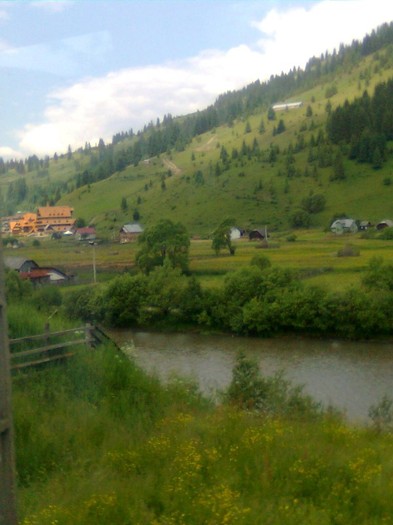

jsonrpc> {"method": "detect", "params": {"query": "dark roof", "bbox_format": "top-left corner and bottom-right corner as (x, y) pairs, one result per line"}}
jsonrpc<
(3, 257), (39, 271)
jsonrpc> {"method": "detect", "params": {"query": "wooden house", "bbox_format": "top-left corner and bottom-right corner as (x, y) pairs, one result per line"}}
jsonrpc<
(119, 223), (143, 243)
(249, 229), (266, 241)
(35, 206), (75, 234)
(330, 219), (358, 234)
(376, 219), (393, 230)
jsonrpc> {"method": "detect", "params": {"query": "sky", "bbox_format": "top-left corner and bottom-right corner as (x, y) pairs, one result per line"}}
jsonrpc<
(1, 0), (393, 159)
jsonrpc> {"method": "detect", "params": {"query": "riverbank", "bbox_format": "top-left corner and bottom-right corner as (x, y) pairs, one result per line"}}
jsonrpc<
(108, 329), (393, 423)
(15, 344), (393, 525)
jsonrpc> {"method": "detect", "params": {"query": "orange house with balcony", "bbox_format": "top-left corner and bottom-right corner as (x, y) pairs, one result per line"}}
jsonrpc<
(35, 206), (75, 233)
(9, 212), (37, 236)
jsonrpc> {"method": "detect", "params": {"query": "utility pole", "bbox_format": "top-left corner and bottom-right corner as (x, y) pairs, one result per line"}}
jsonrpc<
(0, 240), (18, 525)
(89, 241), (97, 283)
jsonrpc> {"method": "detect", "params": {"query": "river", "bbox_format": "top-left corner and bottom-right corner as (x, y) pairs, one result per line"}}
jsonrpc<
(111, 330), (393, 423)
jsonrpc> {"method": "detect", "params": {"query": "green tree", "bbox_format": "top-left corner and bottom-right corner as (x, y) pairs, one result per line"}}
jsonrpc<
(267, 107), (276, 120)
(103, 273), (148, 326)
(121, 197), (128, 212)
(290, 209), (311, 228)
(139, 262), (188, 323)
(75, 217), (86, 228)
(301, 193), (326, 214)
(136, 219), (190, 274)
(211, 218), (235, 256)
(331, 151), (346, 180)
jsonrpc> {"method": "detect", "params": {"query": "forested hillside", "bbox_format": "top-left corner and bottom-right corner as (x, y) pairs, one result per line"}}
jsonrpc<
(2, 22), (393, 235)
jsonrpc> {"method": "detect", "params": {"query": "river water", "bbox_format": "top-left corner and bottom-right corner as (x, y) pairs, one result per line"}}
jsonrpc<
(111, 330), (393, 423)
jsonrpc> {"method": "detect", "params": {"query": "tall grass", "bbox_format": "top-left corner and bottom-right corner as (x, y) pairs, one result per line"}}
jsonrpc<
(14, 346), (393, 525)
(7, 301), (78, 340)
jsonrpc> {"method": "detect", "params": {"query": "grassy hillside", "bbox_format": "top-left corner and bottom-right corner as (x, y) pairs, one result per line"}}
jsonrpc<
(2, 28), (393, 237)
(52, 48), (393, 235)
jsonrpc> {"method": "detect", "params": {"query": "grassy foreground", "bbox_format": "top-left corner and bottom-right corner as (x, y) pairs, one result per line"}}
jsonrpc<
(14, 344), (393, 525)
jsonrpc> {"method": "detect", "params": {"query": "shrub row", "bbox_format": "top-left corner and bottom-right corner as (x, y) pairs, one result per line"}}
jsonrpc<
(62, 259), (393, 339)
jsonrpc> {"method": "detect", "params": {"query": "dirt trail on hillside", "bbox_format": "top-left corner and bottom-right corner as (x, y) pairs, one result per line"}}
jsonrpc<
(163, 158), (182, 175)
(194, 135), (217, 152)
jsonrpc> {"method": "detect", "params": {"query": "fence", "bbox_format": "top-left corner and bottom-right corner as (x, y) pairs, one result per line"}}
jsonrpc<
(9, 323), (110, 371)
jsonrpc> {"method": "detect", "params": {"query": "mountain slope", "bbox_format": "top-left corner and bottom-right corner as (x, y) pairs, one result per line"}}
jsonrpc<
(3, 23), (393, 236)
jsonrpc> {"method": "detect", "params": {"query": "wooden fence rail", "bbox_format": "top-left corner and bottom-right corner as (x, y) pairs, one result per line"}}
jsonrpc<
(9, 323), (99, 371)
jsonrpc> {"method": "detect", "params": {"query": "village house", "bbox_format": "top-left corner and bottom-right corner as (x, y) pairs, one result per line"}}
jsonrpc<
(330, 218), (358, 234)
(359, 220), (373, 231)
(119, 223), (143, 243)
(8, 212), (37, 236)
(4, 256), (69, 285)
(74, 226), (97, 241)
(249, 229), (267, 241)
(230, 227), (245, 240)
(1, 206), (76, 237)
(376, 219), (393, 230)
(35, 206), (75, 234)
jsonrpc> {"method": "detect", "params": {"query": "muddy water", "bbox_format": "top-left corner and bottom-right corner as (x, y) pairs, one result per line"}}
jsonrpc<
(112, 330), (393, 423)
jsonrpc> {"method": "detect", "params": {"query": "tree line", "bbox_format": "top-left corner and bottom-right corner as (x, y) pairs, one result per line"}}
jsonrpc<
(43, 219), (391, 340)
(327, 78), (393, 167)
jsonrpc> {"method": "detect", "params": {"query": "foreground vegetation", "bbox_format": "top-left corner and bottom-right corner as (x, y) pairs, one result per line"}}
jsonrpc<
(13, 344), (393, 525)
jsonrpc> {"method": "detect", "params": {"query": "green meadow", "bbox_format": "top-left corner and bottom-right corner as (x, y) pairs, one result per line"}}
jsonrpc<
(13, 344), (393, 525)
(6, 228), (393, 291)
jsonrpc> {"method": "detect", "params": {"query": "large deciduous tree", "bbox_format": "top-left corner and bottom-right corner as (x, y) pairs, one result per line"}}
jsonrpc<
(136, 219), (190, 274)
(211, 218), (235, 255)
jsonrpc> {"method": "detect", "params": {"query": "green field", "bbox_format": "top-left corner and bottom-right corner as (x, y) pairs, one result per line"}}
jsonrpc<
(5, 228), (392, 292)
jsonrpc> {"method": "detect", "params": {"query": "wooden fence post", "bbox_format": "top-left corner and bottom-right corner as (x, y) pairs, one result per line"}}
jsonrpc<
(0, 242), (18, 524)
(85, 323), (94, 348)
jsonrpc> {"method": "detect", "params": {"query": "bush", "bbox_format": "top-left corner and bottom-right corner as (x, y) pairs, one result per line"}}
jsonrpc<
(378, 227), (393, 240)
(250, 254), (271, 270)
(290, 209), (311, 228)
(33, 286), (62, 311)
(226, 353), (321, 418)
(337, 243), (360, 257)
(369, 396), (393, 432)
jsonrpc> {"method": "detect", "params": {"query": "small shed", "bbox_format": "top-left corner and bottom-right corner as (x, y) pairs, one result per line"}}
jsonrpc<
(376, 219), (393, 230)
(230, 227), (244, 240)
(120, 223), (143, 243)
(249, 229), (266, 241)
(330, 219), (358, 235)
(75, 227), (97, 241)
(359, 220), (372, 231)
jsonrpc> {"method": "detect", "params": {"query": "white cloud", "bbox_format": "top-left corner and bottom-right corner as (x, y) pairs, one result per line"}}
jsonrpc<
(15, 0), (393, 157)
(252, 0), (393, 74)
(18, 47), (266, 155)
(0, 146), (24, 159)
